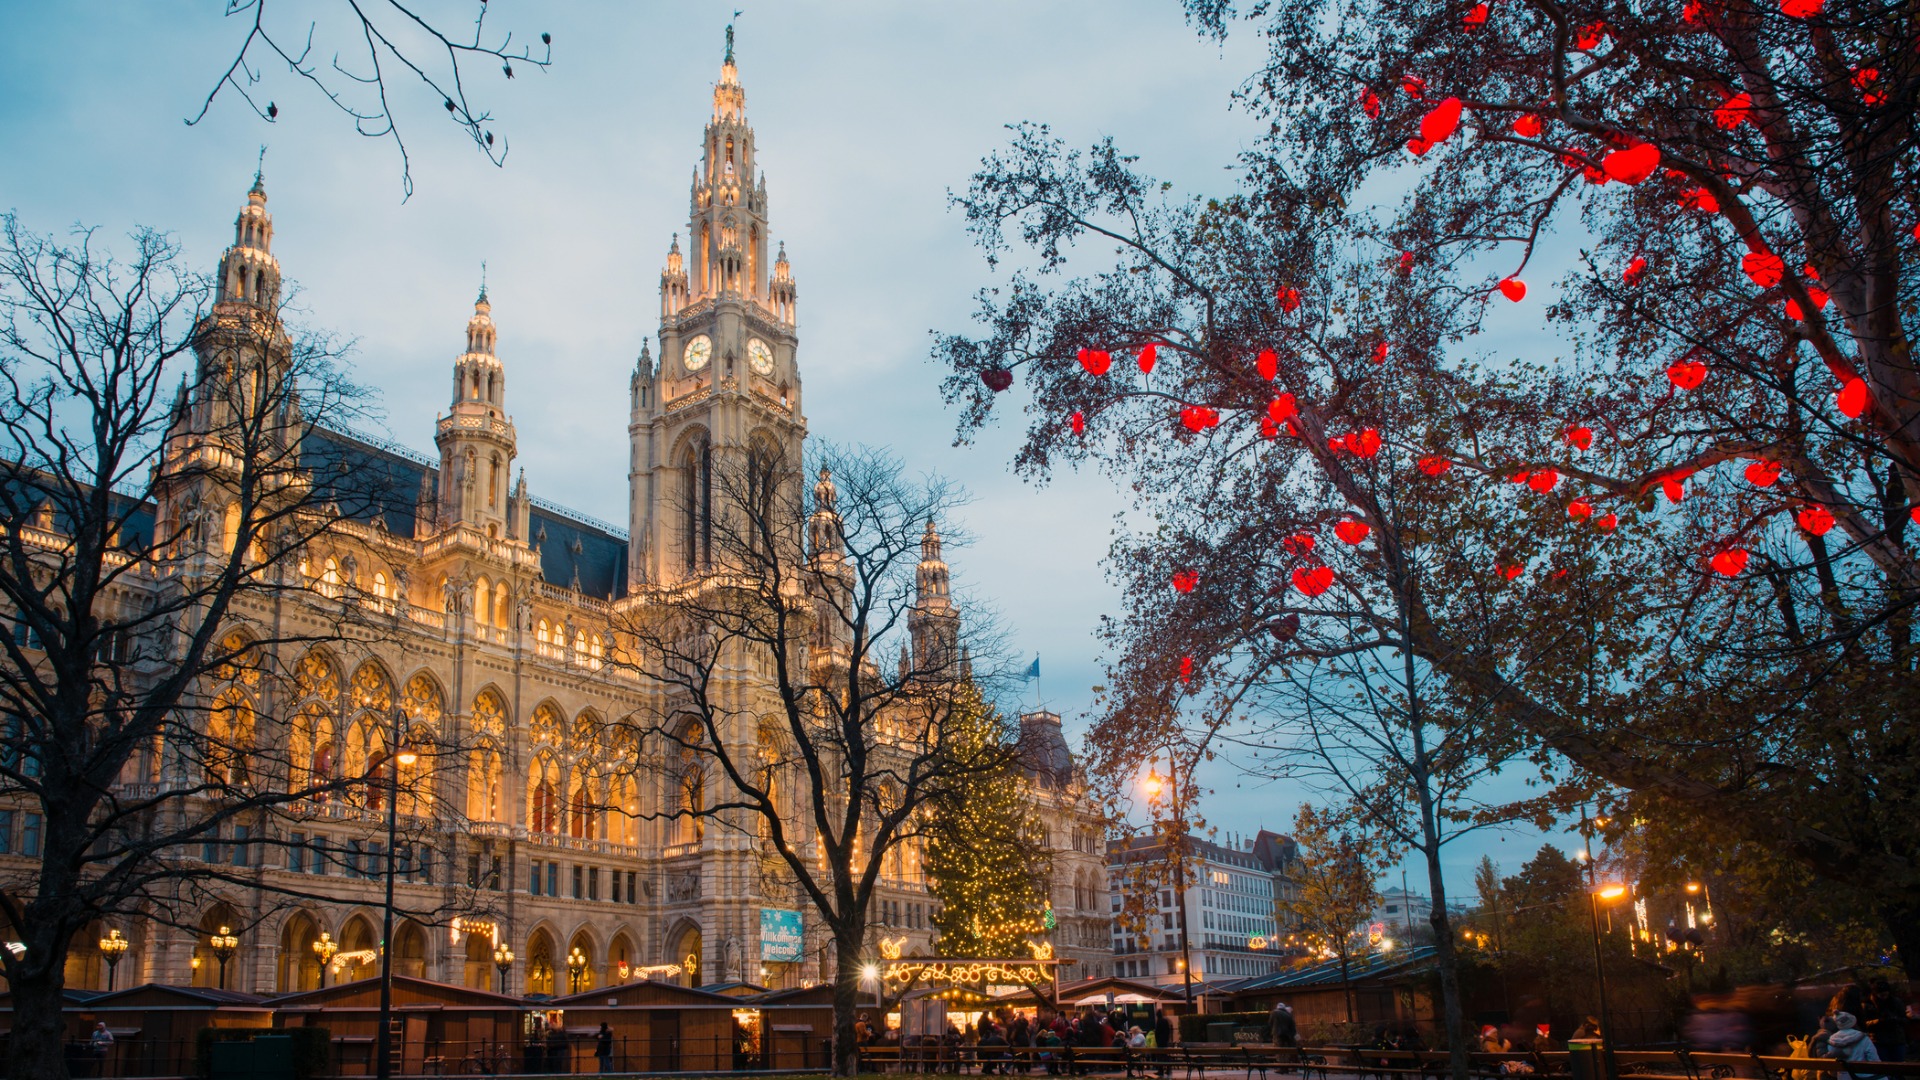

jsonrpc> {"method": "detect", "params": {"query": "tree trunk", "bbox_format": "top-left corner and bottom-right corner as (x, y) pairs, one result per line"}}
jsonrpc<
(1340, 954), (1354, 1023)
(832, 932), (866, 1077)
(1423, 854), (1470, 1080)
(8, 961), (73, 1080)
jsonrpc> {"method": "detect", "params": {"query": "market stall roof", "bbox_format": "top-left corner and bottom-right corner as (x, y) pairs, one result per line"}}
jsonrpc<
(268, 974), (523, 1011)
(1229, 946), (1438, 992)
(543, 980), (742, 1008)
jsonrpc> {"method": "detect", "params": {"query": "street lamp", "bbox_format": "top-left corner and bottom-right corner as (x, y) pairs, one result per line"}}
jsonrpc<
(99, 929), (129, 991)
(375, 706), (421, 1080)
(1588, 883), (1629, 1079)
(493, 943), (515, 995)
(208, 926), (239, 989)
(1143, 760), (1195, 1007)
(312, 932), (338, 989)
(567, 947), (588, 994)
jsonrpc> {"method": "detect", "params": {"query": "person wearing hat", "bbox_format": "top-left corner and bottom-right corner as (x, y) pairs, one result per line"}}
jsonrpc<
(1480, 1026), (1512, 1053)
(1268, 1002), (1298, 1047)
(1825, 1012), (1882, 1079)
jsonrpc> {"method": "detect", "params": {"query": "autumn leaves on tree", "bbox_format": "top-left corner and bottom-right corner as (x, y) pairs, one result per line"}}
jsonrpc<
(936, 0), (1920, 974)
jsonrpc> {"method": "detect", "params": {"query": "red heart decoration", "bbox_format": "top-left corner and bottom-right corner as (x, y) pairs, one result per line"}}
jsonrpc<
(1744, 460), (1781, 487)
(1078, 348), (1112, 375)
(1137, 343), (1158, 374)
(1398, 251), (1417, 274)
(1596, 513), (1618, 531)
(1407, 137), (1433, 157)
(1576, 21), (1607, 49)
(1508, 472), (1530, 484)
(1568, 499), (1593, 519)
(1714, 93), (1752, 130)
(1402, 75), (1426, 99)
(1179, 655), (1194, 683)
(1527, 468), (1560, 493)
(1709, 548), (1749, 576)
(1499, 277), (1527, 302)
(1797, 505), (1835, 536)
(1513, 113), (1543, 137)
(1351, 428), (1382, 458)
(1372, 341), (1391, 365)
(1464, 2), (1489, 25)
(1361, 88), (1382, 119)
(1681, 188), (1720, 213)
(1268, 393), (1297, 422)
(1780, 0), (1822, 17)
(982, 368), (1013, 392)
(1623, 256), (1647, 284)
(1666, 360), (1708, 390)
(1499, 563), (1524, 581)
(1602, 143), (1660, 185)
(1742, 251), (1785, 289)
(1583, 165), (1610, 186)
(1910, 506), (1919, 525)
(1292, 565), (1335, 597)
(1809, 286), (1830, 310)
(1260, 417), (1280, 440)
(1257, 348), (1279, 381)
(1852, 67), (1880, 90)
(1836, 376), (1868, 418)
(1662, 478), (1686, 503)
(1421, 97), (1464, 144)
(1418, 455), (1453, 476)
(1334, 519), (1371, 545)
(1683, 0), (1707, 22)
(1283, 533), (1316, 556)
(1329, 434), (1351, 454)
(1070, 411), (1086, 435)
(1276, 288), (1302, 313)
(1785, 298), (1805, 321)
(1171, 569), (1199, 594)
(1565, 426), (1593, 451)
(1180, 406), (1221, 432)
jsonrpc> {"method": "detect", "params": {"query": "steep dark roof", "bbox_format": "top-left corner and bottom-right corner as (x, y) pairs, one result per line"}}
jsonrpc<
(1232, 945), (1437, 991)
(1017, 710), (1075, 789)
(312, 426), (629, 600)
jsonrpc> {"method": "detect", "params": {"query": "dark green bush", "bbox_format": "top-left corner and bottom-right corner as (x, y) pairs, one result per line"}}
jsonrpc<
(193, 1026), (330, 1079)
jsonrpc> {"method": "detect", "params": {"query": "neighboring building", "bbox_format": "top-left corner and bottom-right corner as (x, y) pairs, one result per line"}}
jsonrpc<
(1018, 711), (1111, 980)
(12, 40), (1104, 999)
(1107, 832), (1288, 987)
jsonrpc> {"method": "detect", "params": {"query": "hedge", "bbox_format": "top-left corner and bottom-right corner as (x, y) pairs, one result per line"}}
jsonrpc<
(1178, 1011), (1272, 1043)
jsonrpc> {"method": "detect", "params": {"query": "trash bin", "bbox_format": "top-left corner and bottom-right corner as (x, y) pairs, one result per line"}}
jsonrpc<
(1567, 1038), (1606, 1080)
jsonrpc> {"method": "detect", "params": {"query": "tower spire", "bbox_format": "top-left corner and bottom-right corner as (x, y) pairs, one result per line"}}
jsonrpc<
(434, 290), (517, 537)
(215, 167), (281, 309)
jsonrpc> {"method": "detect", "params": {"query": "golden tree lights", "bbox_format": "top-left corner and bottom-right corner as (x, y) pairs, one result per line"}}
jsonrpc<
(925, 684), (1051, 960)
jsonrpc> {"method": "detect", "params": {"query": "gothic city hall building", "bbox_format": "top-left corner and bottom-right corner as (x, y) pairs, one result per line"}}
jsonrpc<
(21, 53), (1110, 998)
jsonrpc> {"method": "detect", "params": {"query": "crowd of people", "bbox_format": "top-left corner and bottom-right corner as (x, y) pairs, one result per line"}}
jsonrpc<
(859, 1005), (1180, 1076)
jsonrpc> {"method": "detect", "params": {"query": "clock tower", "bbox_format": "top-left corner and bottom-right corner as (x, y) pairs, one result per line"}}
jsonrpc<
(629, 33), (804, 588)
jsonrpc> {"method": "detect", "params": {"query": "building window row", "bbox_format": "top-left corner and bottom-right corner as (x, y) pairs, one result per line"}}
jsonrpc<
(528, 858), (640, 905)
(878, 900), (928, 929)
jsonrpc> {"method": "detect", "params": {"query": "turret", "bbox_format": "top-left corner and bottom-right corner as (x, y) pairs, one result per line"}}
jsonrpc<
(433, 285), (519, 539)
(909, 519), (960, 677)
(214, 169), (282, 311)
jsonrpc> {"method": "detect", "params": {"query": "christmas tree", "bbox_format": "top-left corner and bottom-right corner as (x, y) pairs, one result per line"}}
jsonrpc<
(925, 685), (1052, 959)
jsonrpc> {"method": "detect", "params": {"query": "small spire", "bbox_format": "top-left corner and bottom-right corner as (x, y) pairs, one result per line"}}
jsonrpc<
(251, 145), (267, 195)
(477, 260), (489, 305)
(724, 11), (740, 64)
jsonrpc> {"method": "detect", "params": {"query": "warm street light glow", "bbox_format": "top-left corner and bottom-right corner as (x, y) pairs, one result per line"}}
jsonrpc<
(396, 744), (420, 766)
(1685, 882), (1702, 893)
(1143, 770), (1163, 798)
(861, 963), (879, 982)
(1595, 884), (1628, 901)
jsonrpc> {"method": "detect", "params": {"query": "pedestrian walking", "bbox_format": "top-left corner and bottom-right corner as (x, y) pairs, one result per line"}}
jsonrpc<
(595, 1022), (614, 1073)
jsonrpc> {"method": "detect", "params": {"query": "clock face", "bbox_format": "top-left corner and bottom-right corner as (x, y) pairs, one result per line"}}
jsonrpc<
(683, 335), (712, 372)
(748, 338), (774, 376)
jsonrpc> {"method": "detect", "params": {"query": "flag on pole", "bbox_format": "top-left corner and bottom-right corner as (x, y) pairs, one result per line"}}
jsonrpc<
(1023, 656), (1041, 680)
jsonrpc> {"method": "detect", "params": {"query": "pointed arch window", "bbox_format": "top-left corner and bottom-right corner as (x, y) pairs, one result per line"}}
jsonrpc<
(682, 435), (712, 572)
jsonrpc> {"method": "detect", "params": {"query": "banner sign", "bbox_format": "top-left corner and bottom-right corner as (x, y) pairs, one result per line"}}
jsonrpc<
(760, 908), (804, 962)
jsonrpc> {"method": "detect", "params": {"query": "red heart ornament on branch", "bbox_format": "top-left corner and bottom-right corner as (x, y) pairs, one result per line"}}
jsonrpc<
(1407, 138), (1433, 157)
(1078, 348), (1112, 375)
(1623, 257), (1647, 284)
(1422, 97), (1464, 144)
(1576, 21), (1607, 49)
(1528, 468), (1560, 492)
(1710, 548), (1749, 576)
(1714, 93), (1752, 130)
(1351, 428), (1382, 458)
(1568, 499), (1593, 519)
(1268, 393), (1297, 422)
(1666, 359), (1708, 389)
(1137, 343), (1158, 374)
(1602, 143), (1660, 185)
(1283, 533), (1316, 557)
(1780, 0), (1822, 17)
(1292, 565), (1335, 597)
(1797, 505), (1835, 536)
(1836, 376), (1869, 418)
(1464, 2), (1489, 26)
(1069, 411), (1086, 435)
(1499, 277), (1528, 302)
(982, 368), (1013, 392)
(1565, 426), (1593, 450)
(1418, 456), (1453, 476)
(1171, 569), (1199, 594)
(1596, 513), (1618, 531)
(1179, 406), (1221, 432)
(1662, 478), (1687, 503)
(1742, 251), (1785, 289)
(1499, 562), (1524, 581)
(1513, 113), (1543, 137)
(1334, 519), (1371, 545)
(1257, 348), (1279, 381)
(1372, 341), (1391, 364)
(1744, 460), (1781, 487)
(1681, 188), (1720, 213)
(1361, 87), (1382, 118)
(1179, 655), (1194, 683)
(1402, 75), (1426, 98)
(1277, 287), (1302, 313)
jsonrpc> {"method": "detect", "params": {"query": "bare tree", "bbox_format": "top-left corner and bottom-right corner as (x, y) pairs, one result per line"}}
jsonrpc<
(1283, 805), (1387, 1032)
(188, 0), (555, 199)
(0, 214), (480, 1080)
(606, 443), (1017, 1077)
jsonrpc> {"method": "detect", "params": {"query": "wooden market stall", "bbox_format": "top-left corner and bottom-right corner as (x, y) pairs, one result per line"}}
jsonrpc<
(540, 978), (747, 1073)
(7, 983), (274, 1078)
(269, 974), (525, 1076)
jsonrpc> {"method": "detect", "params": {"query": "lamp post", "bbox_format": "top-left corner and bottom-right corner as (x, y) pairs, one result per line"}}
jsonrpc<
(209, 926), (239, 989)
(494, 943), (514, 995)
(1588, 884), (1627, 1075)
(312, 932), (338, 989)
(567, 947), (588, 994)
(375, 705), (420, 1080)
(99, 929), (129, 991)
(1143, 761), (1194, 1007)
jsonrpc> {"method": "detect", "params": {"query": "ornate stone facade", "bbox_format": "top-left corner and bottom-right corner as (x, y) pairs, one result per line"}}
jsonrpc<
(29, 46), (1109, 1000)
